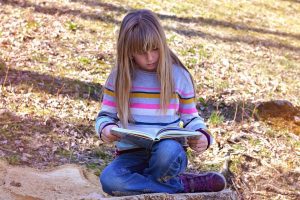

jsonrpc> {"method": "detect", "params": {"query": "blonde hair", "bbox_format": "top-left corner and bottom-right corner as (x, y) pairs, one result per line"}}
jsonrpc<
(115, 9), (193, 127)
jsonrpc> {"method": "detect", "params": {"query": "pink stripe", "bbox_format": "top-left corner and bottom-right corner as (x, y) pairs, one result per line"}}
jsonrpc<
(130, 103), (179, 109)
(179, 108), (198, 114)
(102, 100), (116, 107)
(103, 101), (179, 110)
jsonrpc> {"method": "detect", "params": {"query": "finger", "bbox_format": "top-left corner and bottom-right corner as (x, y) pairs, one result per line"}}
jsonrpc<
(107, 133), (121, 142)
(188, 136), (201, 140)
(101, 134), (110, 143)
(194, 146), (206, 153)
(189, 143), (207, 150)
(188, 141), (208, 147)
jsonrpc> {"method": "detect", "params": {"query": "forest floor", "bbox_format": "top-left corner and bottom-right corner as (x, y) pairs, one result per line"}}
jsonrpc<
(0, 0), (300, 199)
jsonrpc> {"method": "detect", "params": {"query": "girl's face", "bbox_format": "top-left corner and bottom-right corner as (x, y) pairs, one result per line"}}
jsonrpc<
(132, 49), (159, 72)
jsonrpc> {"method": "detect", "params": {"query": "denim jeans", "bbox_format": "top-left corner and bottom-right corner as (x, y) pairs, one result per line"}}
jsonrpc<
(100, 139), (188, 196)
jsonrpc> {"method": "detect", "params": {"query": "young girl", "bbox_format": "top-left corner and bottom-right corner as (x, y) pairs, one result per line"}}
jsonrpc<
(95, 9), (226, 196)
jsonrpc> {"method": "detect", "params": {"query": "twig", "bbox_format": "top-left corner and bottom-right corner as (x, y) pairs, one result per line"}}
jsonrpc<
(1, 64), (9, 89)
(56, 83), (65, 96)
(242, 98), (245, 124)
(0, 146), (17, 154)
(233, 102), (238, 122)
(231, 178), (243, 200)
(265, 184), (300, 196)
(251, 104), (258, 119)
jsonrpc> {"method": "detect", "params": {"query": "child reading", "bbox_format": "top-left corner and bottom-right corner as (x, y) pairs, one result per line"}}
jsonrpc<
(95, 9), (226, 196)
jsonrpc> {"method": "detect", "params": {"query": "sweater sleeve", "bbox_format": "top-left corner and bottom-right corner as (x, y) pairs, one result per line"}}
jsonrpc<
(176, 68), (214, 147)
(95, 72), (119, 136)
(177, 70), (206, 130)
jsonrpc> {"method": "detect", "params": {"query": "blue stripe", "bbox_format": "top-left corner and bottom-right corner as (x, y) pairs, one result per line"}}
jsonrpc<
(131, 91), (161, 94)
(183, 117), (198, 128)
(130, 118), (180, 126)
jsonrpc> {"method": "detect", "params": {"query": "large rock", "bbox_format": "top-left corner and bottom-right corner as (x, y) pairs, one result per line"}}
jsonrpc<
(0, 161), (104, 200)
(99, 189), (237, 200)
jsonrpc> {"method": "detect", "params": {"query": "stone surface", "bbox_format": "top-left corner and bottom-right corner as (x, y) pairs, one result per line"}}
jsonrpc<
(0, 161), (104, 200)
(99, 189), (238, 200)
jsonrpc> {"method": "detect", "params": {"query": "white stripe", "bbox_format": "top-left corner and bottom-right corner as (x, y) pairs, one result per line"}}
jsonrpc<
(130, 108), (177, 116)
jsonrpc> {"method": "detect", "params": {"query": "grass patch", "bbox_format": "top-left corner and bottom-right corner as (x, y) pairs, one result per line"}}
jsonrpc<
(78, 57), (92, 65)
(31, 53), (49, 63)
(198, 97), (208, 107)
(86, 163), (103, 177)
(208, 111), (224, 126)
(6, 155), (21, 165)
(229, 155), (244, 174)
(197, 161), (224, 172)
(92, 147), (113, 161)
(66, 21), (79, 31)
(26, 21), (39, 30)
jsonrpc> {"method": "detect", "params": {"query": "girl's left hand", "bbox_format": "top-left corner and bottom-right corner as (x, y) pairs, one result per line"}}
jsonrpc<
(187, 134), (208, 153)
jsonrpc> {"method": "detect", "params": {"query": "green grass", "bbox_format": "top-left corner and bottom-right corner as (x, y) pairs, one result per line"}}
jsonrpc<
(6, 155), (21, 165)
(66, 21), (79, 31)
(208, 111), (225, 126)
(78, 57), (92, 65)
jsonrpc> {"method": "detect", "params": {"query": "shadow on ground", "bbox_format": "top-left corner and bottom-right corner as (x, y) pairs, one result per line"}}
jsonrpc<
(3, 0), (300, 53)
(0, 65), (103, 101)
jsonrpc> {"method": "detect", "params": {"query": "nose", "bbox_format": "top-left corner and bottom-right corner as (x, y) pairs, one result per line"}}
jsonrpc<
(146, 51), (154, 62)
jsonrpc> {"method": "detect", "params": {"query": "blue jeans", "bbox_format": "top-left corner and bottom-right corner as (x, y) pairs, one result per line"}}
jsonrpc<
(100, 139), (188, 196)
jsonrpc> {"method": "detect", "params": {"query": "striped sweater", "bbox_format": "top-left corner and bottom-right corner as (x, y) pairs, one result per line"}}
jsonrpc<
(95, 65), (210, 150)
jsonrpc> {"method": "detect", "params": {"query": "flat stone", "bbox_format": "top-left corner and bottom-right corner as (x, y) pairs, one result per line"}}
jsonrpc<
(100, 189), (238, 200)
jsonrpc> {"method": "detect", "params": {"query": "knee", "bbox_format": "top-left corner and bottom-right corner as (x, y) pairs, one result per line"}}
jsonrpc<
(100, 167), (114, 195)
(100, 166), (129, 195)
(155, 139), (185, 159)
(153, 139), (186, 167)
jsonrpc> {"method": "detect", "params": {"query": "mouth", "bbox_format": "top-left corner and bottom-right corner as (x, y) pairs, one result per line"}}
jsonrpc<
(147, 62), (157, 66)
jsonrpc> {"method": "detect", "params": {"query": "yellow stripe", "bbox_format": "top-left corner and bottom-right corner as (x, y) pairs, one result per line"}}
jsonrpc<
(130, 93), (178, 98)
(104, 89), (115, 97)
(105, 89), (182, 100)
(179, 98), (194, 104)
(130, 93), (160, 98)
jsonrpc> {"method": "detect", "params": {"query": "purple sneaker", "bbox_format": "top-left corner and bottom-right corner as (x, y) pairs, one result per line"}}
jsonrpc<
(179, 172), (226, 193)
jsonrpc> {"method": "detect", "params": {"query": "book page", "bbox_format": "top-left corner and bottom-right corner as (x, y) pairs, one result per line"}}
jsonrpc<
(111, 127), (155, 140)
(157, 128), (201, 140)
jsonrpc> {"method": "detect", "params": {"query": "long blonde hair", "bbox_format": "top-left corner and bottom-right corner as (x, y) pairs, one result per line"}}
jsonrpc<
(115, 9), (193, 127)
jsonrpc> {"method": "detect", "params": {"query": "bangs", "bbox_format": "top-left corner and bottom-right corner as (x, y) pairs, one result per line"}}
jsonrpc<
(127, 24), (161, 55)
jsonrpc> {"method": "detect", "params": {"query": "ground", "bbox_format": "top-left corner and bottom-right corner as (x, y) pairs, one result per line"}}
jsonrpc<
(0, 0), (299, 199)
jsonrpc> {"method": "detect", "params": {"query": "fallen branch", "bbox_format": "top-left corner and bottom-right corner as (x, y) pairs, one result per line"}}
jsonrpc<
(265, 184), (300, 196)
(0, 146), (16, 154)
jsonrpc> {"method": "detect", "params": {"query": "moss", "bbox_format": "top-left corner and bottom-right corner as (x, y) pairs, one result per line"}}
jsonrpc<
(6, 155), (21, 165)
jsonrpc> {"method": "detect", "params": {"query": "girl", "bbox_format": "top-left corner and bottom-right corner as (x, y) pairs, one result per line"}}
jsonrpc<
(95, 9), (226, 196)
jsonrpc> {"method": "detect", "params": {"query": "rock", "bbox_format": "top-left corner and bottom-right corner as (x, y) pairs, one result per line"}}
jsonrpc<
(0, 161), (104, 200)
(256, 100), (299, 120)
(99, 189), (237, 200)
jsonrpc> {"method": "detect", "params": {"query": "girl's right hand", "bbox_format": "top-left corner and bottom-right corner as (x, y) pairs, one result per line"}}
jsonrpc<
(101, 125), (121, 143)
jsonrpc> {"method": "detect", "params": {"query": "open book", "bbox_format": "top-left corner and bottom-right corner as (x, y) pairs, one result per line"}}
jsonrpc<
(111, 127), (201, 148)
